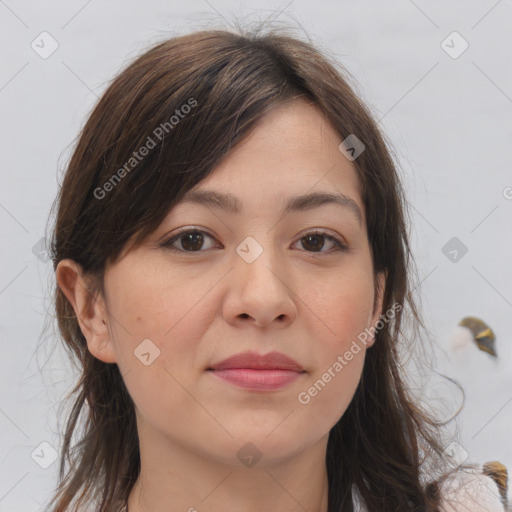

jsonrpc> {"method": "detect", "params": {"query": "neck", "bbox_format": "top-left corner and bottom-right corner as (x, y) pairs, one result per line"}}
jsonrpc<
(126, 424), (330, 512)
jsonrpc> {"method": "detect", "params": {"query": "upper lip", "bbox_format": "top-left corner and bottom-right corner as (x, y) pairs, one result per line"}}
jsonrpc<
(208, 350), (305, 372)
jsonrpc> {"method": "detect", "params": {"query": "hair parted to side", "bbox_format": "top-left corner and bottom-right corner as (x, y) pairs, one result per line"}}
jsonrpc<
(43, 21), (471, 512)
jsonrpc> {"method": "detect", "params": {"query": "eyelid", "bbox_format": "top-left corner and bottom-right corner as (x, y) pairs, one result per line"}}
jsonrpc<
(295, 228), (348, 247)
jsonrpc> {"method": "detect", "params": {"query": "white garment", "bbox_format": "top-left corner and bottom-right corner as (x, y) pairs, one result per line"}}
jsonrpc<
(351, 468), (506, 511)
(439, 469), (506, 512)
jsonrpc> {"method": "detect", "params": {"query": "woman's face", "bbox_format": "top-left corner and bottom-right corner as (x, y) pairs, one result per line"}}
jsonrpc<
(59, 99), (385, 468)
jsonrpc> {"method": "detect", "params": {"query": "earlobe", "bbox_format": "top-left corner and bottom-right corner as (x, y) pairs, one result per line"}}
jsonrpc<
(55, 259), (117, 364)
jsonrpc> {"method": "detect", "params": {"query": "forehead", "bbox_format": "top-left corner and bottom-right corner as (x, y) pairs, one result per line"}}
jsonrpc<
(177, 99), (365, 223)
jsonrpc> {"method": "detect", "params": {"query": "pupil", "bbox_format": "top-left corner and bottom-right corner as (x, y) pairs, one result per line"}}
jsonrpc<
(303, 234), (323, 252)
(182, 232), (203, 251)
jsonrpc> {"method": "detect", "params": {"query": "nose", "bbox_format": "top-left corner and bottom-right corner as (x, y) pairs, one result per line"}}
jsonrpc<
(222, 239), (297, 329)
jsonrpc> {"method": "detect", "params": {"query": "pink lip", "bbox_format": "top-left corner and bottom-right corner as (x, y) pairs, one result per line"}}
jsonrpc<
(209, 369), (303, 390)
(208, 350), (304, 371)
(207, 350), (306, 391)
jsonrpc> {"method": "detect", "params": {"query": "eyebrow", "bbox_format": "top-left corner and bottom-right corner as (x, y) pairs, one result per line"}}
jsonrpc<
(179, 189), (363, 226)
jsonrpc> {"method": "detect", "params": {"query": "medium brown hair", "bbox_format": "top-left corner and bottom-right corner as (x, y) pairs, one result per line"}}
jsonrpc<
(44, 23), (467, 512)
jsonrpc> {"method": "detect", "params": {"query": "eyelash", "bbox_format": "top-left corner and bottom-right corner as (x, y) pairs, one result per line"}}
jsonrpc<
(160, 228), (348, 254)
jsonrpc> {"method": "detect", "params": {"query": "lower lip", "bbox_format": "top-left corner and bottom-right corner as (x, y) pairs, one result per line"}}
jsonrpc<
(208, 369), (304, 391)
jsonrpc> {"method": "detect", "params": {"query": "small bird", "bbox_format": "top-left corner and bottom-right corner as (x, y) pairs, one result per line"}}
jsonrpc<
(458, 316), (497, 357)
(483, 461), (509, 510)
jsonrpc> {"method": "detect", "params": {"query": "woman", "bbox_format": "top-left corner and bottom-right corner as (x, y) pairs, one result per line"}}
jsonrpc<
(45, 25), (507, 511)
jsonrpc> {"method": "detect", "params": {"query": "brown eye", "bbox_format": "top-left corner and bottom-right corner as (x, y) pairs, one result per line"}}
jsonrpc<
(162, 229), (217, 252)
(295, 231), (347, 253)
(161, 229), (347, 254)
(179, 231), (204, 251)
(301, 233), (326, 252)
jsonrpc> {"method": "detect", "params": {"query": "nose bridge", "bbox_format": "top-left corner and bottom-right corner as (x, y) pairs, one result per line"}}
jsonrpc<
(235, 234), (281, 283)
(229, 233), (295, 324)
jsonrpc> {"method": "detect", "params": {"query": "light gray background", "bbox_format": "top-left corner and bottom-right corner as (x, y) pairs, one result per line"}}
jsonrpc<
(1, 1), (511, 510)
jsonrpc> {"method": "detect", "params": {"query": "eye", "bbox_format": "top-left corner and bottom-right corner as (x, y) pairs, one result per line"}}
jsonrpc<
(160, 228), (348, 254)
(292, 230), (348, 253)
(161, 228), (218, 252)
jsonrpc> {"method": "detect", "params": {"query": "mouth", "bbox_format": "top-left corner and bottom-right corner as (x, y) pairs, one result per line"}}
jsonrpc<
(207, 368), (305, 391)
(206, 350), (306, 391)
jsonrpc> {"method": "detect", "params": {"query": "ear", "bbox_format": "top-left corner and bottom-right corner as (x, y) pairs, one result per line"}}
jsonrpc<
(55, 259), (117, 364)
(368, 270), (387, 347)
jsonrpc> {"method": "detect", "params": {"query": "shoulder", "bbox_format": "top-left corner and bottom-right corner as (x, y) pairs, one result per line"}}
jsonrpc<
(439, 463), (508, 512)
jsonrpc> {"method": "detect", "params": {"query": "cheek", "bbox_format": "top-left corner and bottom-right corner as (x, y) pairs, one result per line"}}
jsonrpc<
(103, 267), (217, 420)
(109, 273), (215, 429)
(295, 268), (373, 422)
(311, 267), (375, 346)
(296, 281), (369, 416)
(106, 259), (213, 347)
(294, 343), (365, 446)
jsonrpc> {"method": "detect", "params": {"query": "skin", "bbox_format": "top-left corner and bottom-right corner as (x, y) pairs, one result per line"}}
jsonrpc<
(56, 98), (386, 512)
